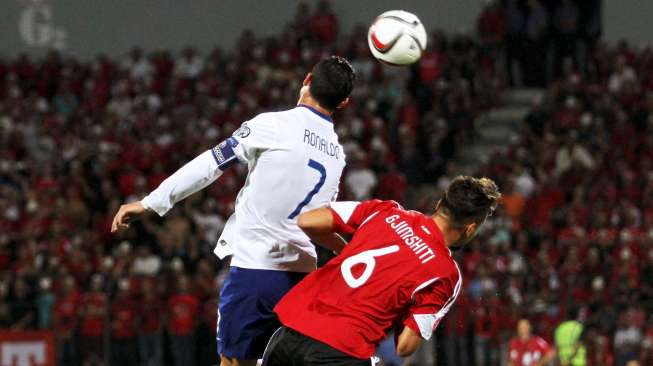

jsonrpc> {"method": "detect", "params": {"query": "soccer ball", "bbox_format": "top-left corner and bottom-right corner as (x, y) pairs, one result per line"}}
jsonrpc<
(367, 10), (427, 66)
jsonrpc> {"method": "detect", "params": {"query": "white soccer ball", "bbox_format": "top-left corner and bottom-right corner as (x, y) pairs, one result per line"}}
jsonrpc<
(367, 10), (427, 66)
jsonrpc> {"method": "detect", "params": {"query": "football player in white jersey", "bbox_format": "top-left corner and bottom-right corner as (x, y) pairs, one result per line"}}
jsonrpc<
(111, 56), (355, 366)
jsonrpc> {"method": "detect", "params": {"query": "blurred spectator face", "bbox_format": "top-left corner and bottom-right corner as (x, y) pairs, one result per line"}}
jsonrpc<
(62, 276), (75, 295)
(13, 278), (28, 298)
(517, 319), (532, 339)
(117, 278), (130, 296)
(171, 257), (185, 273)
(39, 277), (52, 292)
(616, 55), (627, 72)
(141, 279), (154, 296)
(101, 256), (114, 273)
(90, 275), (103, 292)
(117, 241), (132, 257)
(177, 276), (189, 293)
(0, 303), (9, 321)
(592, 276), (605, 292)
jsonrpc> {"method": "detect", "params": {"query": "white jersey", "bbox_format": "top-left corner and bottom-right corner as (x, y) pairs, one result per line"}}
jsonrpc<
(141, 105), (346, 272)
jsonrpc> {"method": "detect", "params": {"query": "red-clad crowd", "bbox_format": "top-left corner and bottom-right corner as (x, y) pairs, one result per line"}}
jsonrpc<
(0, 0), (650, 366)
(0, 1), (489, 365)
(440, 29), (653, 366)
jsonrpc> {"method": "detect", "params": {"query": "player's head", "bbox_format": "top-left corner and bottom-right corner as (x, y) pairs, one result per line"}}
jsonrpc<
(300, 56), (356, 112)
(435, 176), (501, 249)
(516, 318), (532, 339)
(567, 305), (588, 322)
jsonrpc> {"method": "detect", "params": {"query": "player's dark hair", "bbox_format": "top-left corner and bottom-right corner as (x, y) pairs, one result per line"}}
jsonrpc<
(440, 176), (501, 227)
(309, 56), (356, 111)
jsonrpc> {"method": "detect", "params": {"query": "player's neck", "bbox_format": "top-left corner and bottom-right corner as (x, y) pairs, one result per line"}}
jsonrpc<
(432, 214), (461, 248)
(297, 95), (333, 118)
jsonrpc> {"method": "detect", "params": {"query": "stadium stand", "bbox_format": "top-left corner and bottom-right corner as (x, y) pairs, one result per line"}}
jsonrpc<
(0, 1), (649, 365)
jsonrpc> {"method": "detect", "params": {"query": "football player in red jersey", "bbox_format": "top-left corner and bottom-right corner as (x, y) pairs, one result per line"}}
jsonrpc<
(507, 319), (556, 366)
(263, 176), (500, 366)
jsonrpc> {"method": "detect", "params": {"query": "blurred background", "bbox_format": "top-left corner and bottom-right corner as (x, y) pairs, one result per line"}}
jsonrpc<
(1, 0), (652, 365)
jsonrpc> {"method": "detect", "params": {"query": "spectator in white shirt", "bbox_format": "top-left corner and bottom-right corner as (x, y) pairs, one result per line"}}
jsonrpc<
(175, 47), (204, 79)
(512, 165), (536, 198)
(192, 199), (225, 245)
(123, 47), (153, 81)
(345, 151), (377, 200)
(132, 245), (161, 276)
(555, 135), (595, 177)
(609, 55), (637, 94)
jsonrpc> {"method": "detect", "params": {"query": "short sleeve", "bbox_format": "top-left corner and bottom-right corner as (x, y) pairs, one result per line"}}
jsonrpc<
(229, 114), (281, 163)
(329, 199), (398, 234)
(535, 336), (552, 353)
(403, 273), (461, 340)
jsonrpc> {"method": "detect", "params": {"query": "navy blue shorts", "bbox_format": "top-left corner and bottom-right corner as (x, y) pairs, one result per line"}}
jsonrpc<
(217, 266), (306, 360)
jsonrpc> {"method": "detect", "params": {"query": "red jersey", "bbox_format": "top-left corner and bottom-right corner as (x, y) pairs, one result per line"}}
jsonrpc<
(54, 293), (79, 335)
(168, 293), (199, 336)
(508, 336), (552, 366)
(79, 292), (108, 337)
(140, 296), (161, 334)
(473, 298), (500, 340)
(275, 200), (461, 359)
(111, 297), (137, 339)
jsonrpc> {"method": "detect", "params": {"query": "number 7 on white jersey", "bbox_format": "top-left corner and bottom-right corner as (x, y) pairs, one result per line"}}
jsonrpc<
(288, 159), (326, 219)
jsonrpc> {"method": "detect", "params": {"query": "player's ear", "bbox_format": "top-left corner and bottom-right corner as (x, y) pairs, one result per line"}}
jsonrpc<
(465, 222), (477, 236)
(303, 73), (312, 86)
(336, 97), (350, 109)
(434, 199), (442, 213)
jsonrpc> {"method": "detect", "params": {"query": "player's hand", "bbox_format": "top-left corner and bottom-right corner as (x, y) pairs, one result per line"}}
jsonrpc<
(111, 201), (146, 233)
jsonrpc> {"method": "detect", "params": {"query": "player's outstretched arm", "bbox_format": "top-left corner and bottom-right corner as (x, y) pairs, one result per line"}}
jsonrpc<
(111, 201), (146, 233)
(297, 207), (347, 254)
(140, 150), (225, 216)
(112, 149), (226, 233)
(396, 326), (422, 357)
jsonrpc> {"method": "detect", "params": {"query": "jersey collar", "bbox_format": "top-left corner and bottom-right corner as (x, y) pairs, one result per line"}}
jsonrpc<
(421, 216), (449, 255)
(298, 104), (333, 123)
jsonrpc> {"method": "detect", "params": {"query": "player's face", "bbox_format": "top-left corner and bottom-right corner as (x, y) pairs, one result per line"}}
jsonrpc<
(517, 319), (531, 338)
(454, 210), (493, 250)
(450, 222), (480, 251)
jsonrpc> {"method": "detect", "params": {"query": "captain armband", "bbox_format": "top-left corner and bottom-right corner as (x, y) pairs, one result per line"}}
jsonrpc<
(211, 137), (241, 170)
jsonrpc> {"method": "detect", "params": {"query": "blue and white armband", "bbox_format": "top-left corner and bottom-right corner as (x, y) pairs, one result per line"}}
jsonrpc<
(211, 137), (241, 170)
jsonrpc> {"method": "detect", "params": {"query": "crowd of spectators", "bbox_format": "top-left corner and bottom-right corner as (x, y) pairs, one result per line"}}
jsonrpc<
(447, 33), (653, 366)
(0, 1), (494, 365)
(476, 0), (602, 87)
(1, 0), (650, 366)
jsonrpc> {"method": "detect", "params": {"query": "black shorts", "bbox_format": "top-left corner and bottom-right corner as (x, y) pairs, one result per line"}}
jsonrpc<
(262, 327), (373, 366)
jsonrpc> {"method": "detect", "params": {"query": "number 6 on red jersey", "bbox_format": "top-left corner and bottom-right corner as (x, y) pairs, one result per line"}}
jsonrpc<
(340, 245), (400, 288)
